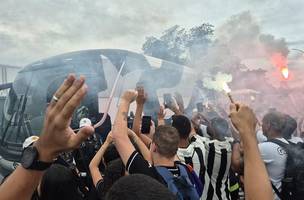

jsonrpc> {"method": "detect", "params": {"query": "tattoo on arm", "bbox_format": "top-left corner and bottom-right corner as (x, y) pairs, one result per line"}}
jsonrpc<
(122, 112), (128, 121)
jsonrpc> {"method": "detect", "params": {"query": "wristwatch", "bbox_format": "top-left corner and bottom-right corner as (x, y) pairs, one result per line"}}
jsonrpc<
(21, 146), (53, 170)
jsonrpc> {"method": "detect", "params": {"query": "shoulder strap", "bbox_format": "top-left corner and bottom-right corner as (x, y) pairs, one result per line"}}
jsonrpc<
(177, 164), (189, 178)
(155, 166), (179, 194)
(184, 163), (203, 197)
(155, 166), (175, 181)
(267, 139), (289, 149)
(271, 182), (283, 200)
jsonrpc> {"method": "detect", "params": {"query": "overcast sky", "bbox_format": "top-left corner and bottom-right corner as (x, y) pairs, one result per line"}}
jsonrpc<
(0, 0), (303, 66)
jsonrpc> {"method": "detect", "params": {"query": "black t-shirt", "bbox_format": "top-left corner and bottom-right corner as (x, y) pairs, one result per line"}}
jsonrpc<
(95, 180), (105, 200)
(126, 151), (191, 185)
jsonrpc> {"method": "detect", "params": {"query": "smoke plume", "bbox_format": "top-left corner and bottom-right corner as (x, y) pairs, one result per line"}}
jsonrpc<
(215, 11), (289, 60)
(198, 11), (290, 90)
(203, 72), (232, 91)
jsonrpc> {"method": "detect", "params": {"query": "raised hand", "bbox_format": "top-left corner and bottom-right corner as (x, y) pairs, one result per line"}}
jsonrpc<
(229, 103), (257, 137)
(148, 120), (156, 138)
(166, 97), (181, 115)
(158, 105), (166, 126)
(35, 74), (94, 162)
(174, 92), (185, 113)
(158, 105), (166, 120)
(136, 86), (147, 105)
(121, 90), (138, 104)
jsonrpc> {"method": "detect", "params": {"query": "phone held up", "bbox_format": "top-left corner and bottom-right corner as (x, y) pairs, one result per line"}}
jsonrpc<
(141, 116), (152, 134)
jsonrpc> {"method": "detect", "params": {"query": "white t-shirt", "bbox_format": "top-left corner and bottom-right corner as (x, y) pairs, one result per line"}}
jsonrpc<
(258, 138), (288, 200)
(289, 136), (303, 144)
(256, 130), (267, 143)
(199, 124), (211, 139)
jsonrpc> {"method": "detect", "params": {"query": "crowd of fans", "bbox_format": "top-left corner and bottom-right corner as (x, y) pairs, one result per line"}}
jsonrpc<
(0, 74), (304, 200)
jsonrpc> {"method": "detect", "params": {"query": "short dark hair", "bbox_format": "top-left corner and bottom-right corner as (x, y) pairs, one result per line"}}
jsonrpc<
(103, 144), (120, 166)
(99, 159), (125, 198)
(105, 174), (176, 200)
(39, 164), (82, 200)
(282, 115), (297, 139)
(172, 115), (191, 139)
(152, 125), (180, 158)
(262, 111), (286, 133)
(210, 117), (231, 140)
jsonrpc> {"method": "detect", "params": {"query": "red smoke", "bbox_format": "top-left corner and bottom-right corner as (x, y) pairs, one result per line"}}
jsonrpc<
(271, 53), (287, 68)
(271, 53), (290, 80)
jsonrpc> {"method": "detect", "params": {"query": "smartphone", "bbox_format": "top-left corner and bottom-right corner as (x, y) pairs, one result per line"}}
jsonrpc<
(141, 116), (152, 134)
(196, 102), (204, 113)
(163, 93), (173, 108)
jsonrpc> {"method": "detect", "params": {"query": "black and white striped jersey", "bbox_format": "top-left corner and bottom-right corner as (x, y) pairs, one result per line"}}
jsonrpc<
(177, 135), (206, 185)
(200, 137), (233, 200)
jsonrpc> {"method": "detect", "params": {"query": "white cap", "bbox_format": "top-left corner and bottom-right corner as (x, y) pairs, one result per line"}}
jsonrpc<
(23, 136), (39, 149)
(79, 118), (92, 128)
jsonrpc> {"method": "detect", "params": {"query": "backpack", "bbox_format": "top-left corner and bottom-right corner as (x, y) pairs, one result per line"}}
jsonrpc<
(268, 139), (304, 200)
(155, 164), (201, 200)
(185, 163), (203, 197)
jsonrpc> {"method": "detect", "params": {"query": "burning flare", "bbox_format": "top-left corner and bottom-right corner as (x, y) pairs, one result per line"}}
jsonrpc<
(222, 82), (231, 93)
(222, 82), (234, 103)
(281, 67), (289, 79)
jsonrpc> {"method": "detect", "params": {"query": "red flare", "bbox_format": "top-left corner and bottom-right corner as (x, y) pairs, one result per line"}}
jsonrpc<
(281, 67), (289, 79)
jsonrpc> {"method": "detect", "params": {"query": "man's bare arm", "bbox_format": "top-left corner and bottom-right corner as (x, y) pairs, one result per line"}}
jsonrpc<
(230, 104), (273, 200)
(174, 92), (185, 114)
(158, 105), (166, 126)
(139, 133), (152, 147)
(128, 129), (152, 163)
(89, 133), (113, 186)
(132, 87), (146, 135)
(112, 90), (138, 166)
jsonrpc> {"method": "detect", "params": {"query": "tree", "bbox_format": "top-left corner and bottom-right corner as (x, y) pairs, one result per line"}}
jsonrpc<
(142, 23), (214, 65)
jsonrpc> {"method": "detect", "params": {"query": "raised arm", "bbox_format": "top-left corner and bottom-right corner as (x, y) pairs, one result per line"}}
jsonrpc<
(0, 74), (94, 200)
(174, 92), (185, 114)
(158, 105), (166, 126)
(168, 102), (183, 115)
(89, 132), (113, 186)
(229, 104), (273, 200)
(137, 126), (153, 148)
(112, 90), (138, 166)
(166, 95), (182, 115)
(132, 87), (147, 135)
(128, 129), (152, 163)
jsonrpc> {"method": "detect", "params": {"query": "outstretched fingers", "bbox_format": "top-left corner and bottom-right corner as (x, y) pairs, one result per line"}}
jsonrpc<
(60, 83), (88, 124)
(54, 76), (85, 113)
(49, 74), (76, 108)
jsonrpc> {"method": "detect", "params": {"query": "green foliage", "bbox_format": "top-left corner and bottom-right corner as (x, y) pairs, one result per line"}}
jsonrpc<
(142, 23), (214, 65)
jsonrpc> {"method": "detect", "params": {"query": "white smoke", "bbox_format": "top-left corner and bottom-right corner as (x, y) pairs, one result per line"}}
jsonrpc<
(214, 11), (289, 68)
(197, 11), (290, 90)
(202, 72), (232, 91)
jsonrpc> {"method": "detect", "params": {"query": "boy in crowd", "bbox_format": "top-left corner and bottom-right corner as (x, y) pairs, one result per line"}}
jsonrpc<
(112, 90), (201, 199)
